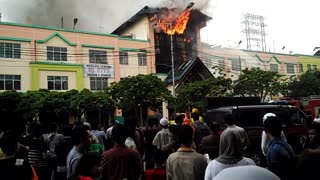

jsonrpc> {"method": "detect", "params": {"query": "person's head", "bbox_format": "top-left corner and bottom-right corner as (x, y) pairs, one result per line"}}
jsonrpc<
(175, 114), (185, 125)
(308, 128), (320, 145)
(75, 152), (102, 179)
(62, 126), (72, 137)
(178, 125), (194, 146)
(147, 118), (158, 128)
(152, 149), (166, 167)
(160, 118), (169, 128)
(0, 131), (19, 156)
(219, 129), (243, 158)
(83, 122), (91, 130)
(48, 123), (58, 133)
(109, 119), (115, 127)
(31, 124), (43, 138)
(210, 122), (221, 135)
(214, 166), (280, 180)
(263, 113), (276, 124)
(192, 112), (200, 121)
(72, 125), (91, 148)
(112, 124), (129, 145)
(91, 121), (99, 130)
(224, 113), (235, 126)
(264, 115), (282, 138)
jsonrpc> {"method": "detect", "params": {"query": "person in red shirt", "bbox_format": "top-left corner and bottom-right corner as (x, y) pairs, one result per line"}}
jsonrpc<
(101, 124), (142, 180)
(144, 149), (166, 180)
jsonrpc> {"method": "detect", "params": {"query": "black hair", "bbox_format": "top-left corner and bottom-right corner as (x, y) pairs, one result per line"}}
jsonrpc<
(112, 124), (129, 144)
(264, 116), (282, 137)
(72, 125), (89, 145)
(0, 131), (18, 155)
(210, 122), (221, 135)
(62, 126), (73, 137)
(48, 123), (58, 133)
(147, 117), (158, 127)
(75, 152), (101, 178)
(178, 125), (194, 145)
(109, 119), (115, 126)
(153, 149), (166, 165)
(224, 113), (235, 125)
(175, 114), (185, 125)
(32, 124), (43, 138)
(192, 112), (200, 121)
(124, 116), (138, 128)
(91, 121), (99, 130)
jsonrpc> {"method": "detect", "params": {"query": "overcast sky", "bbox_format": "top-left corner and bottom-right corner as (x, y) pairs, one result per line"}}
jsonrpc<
(201, 0), (320, 55)
(0, 0), (319, 55)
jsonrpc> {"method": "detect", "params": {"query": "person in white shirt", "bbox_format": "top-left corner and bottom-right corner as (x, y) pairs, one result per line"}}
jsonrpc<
(152, 118), (174, 154)
(205, 128), (256, 180)
(261, 113), (287, 156)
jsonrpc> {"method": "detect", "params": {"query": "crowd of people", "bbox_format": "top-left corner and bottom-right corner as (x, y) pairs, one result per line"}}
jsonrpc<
(1, 111), (320, 180)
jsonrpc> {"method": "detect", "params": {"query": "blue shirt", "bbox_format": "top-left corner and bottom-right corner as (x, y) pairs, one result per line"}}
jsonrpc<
(267, 138), (295, 180)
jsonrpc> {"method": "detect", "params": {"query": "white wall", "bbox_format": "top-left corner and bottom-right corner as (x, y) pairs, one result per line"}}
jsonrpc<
(120, 17), (149, 40)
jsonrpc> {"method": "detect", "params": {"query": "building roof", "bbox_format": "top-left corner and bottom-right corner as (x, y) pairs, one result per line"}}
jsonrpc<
(164, 57), (214, 85)
(112, 6), (212, 35)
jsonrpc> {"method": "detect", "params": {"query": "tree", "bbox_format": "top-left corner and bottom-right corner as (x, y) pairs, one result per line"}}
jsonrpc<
(233, 68), (283, 102)
(108, 74), (172, 119)
(0, 90), (24, 130)
(286, 70), (320, 98)
(176, 77), (232, 111)
(68, 89), (113, 123)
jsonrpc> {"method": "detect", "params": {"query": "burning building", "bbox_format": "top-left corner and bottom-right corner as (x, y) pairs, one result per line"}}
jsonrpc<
(112, 6), (212, 75)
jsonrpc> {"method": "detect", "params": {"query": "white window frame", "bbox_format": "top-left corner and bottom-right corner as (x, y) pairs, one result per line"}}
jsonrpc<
(47, 46), (67, 61)
(119, 51), (128, 65)
(90, 77), (108, 91)
(89, 50), (107, 64)
(270, 64), (278, 72)
(0, 74), (21, 90)
(138, 53), (147, 66)
(0, 42), (21, 59)
(47, 76), (68, 90)
(286, 64), (295, 74)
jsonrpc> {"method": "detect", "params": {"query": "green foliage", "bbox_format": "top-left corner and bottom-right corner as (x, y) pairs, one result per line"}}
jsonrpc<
(108, 74), (172, 116)
(176, 77), (232, 111)
(233, 68), (283, 101)
(286, 70), (320, 98)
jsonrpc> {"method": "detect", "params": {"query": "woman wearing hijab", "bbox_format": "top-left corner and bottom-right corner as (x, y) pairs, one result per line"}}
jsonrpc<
(204, 129), (255, 180)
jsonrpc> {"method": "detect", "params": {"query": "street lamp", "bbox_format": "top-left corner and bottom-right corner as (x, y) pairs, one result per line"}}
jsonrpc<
(170, 2), (194, 116)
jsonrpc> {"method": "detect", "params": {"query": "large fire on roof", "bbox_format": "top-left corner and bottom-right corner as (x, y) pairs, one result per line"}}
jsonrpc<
(158, 9), (192, 35)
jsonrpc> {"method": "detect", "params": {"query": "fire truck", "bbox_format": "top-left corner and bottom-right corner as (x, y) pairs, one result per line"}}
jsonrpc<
(279, 95), (320, 126)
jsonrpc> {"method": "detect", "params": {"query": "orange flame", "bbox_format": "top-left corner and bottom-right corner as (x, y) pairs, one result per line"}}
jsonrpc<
(159, 9), (192, 35)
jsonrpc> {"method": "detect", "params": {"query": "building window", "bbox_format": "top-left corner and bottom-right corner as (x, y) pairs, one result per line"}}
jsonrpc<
(313, 65), (317, 70)
(89, 50), (107, 64)
(90, 77), (108, 90)
(47, 76), (68, 90)
(0, 42), (21, 59)
(231, 59), (241, 71)
(47, 46), (67, 61)
(286, 64), (295, 74)
(307, 64), (312, 71)
(299, 64), (303, 73)
(218, 59), (225, 69)
(270, 64), (278, 72)
(0, 74), (21, 90)
(138, 53), (147, 66)
(119, 51), (128, 65)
